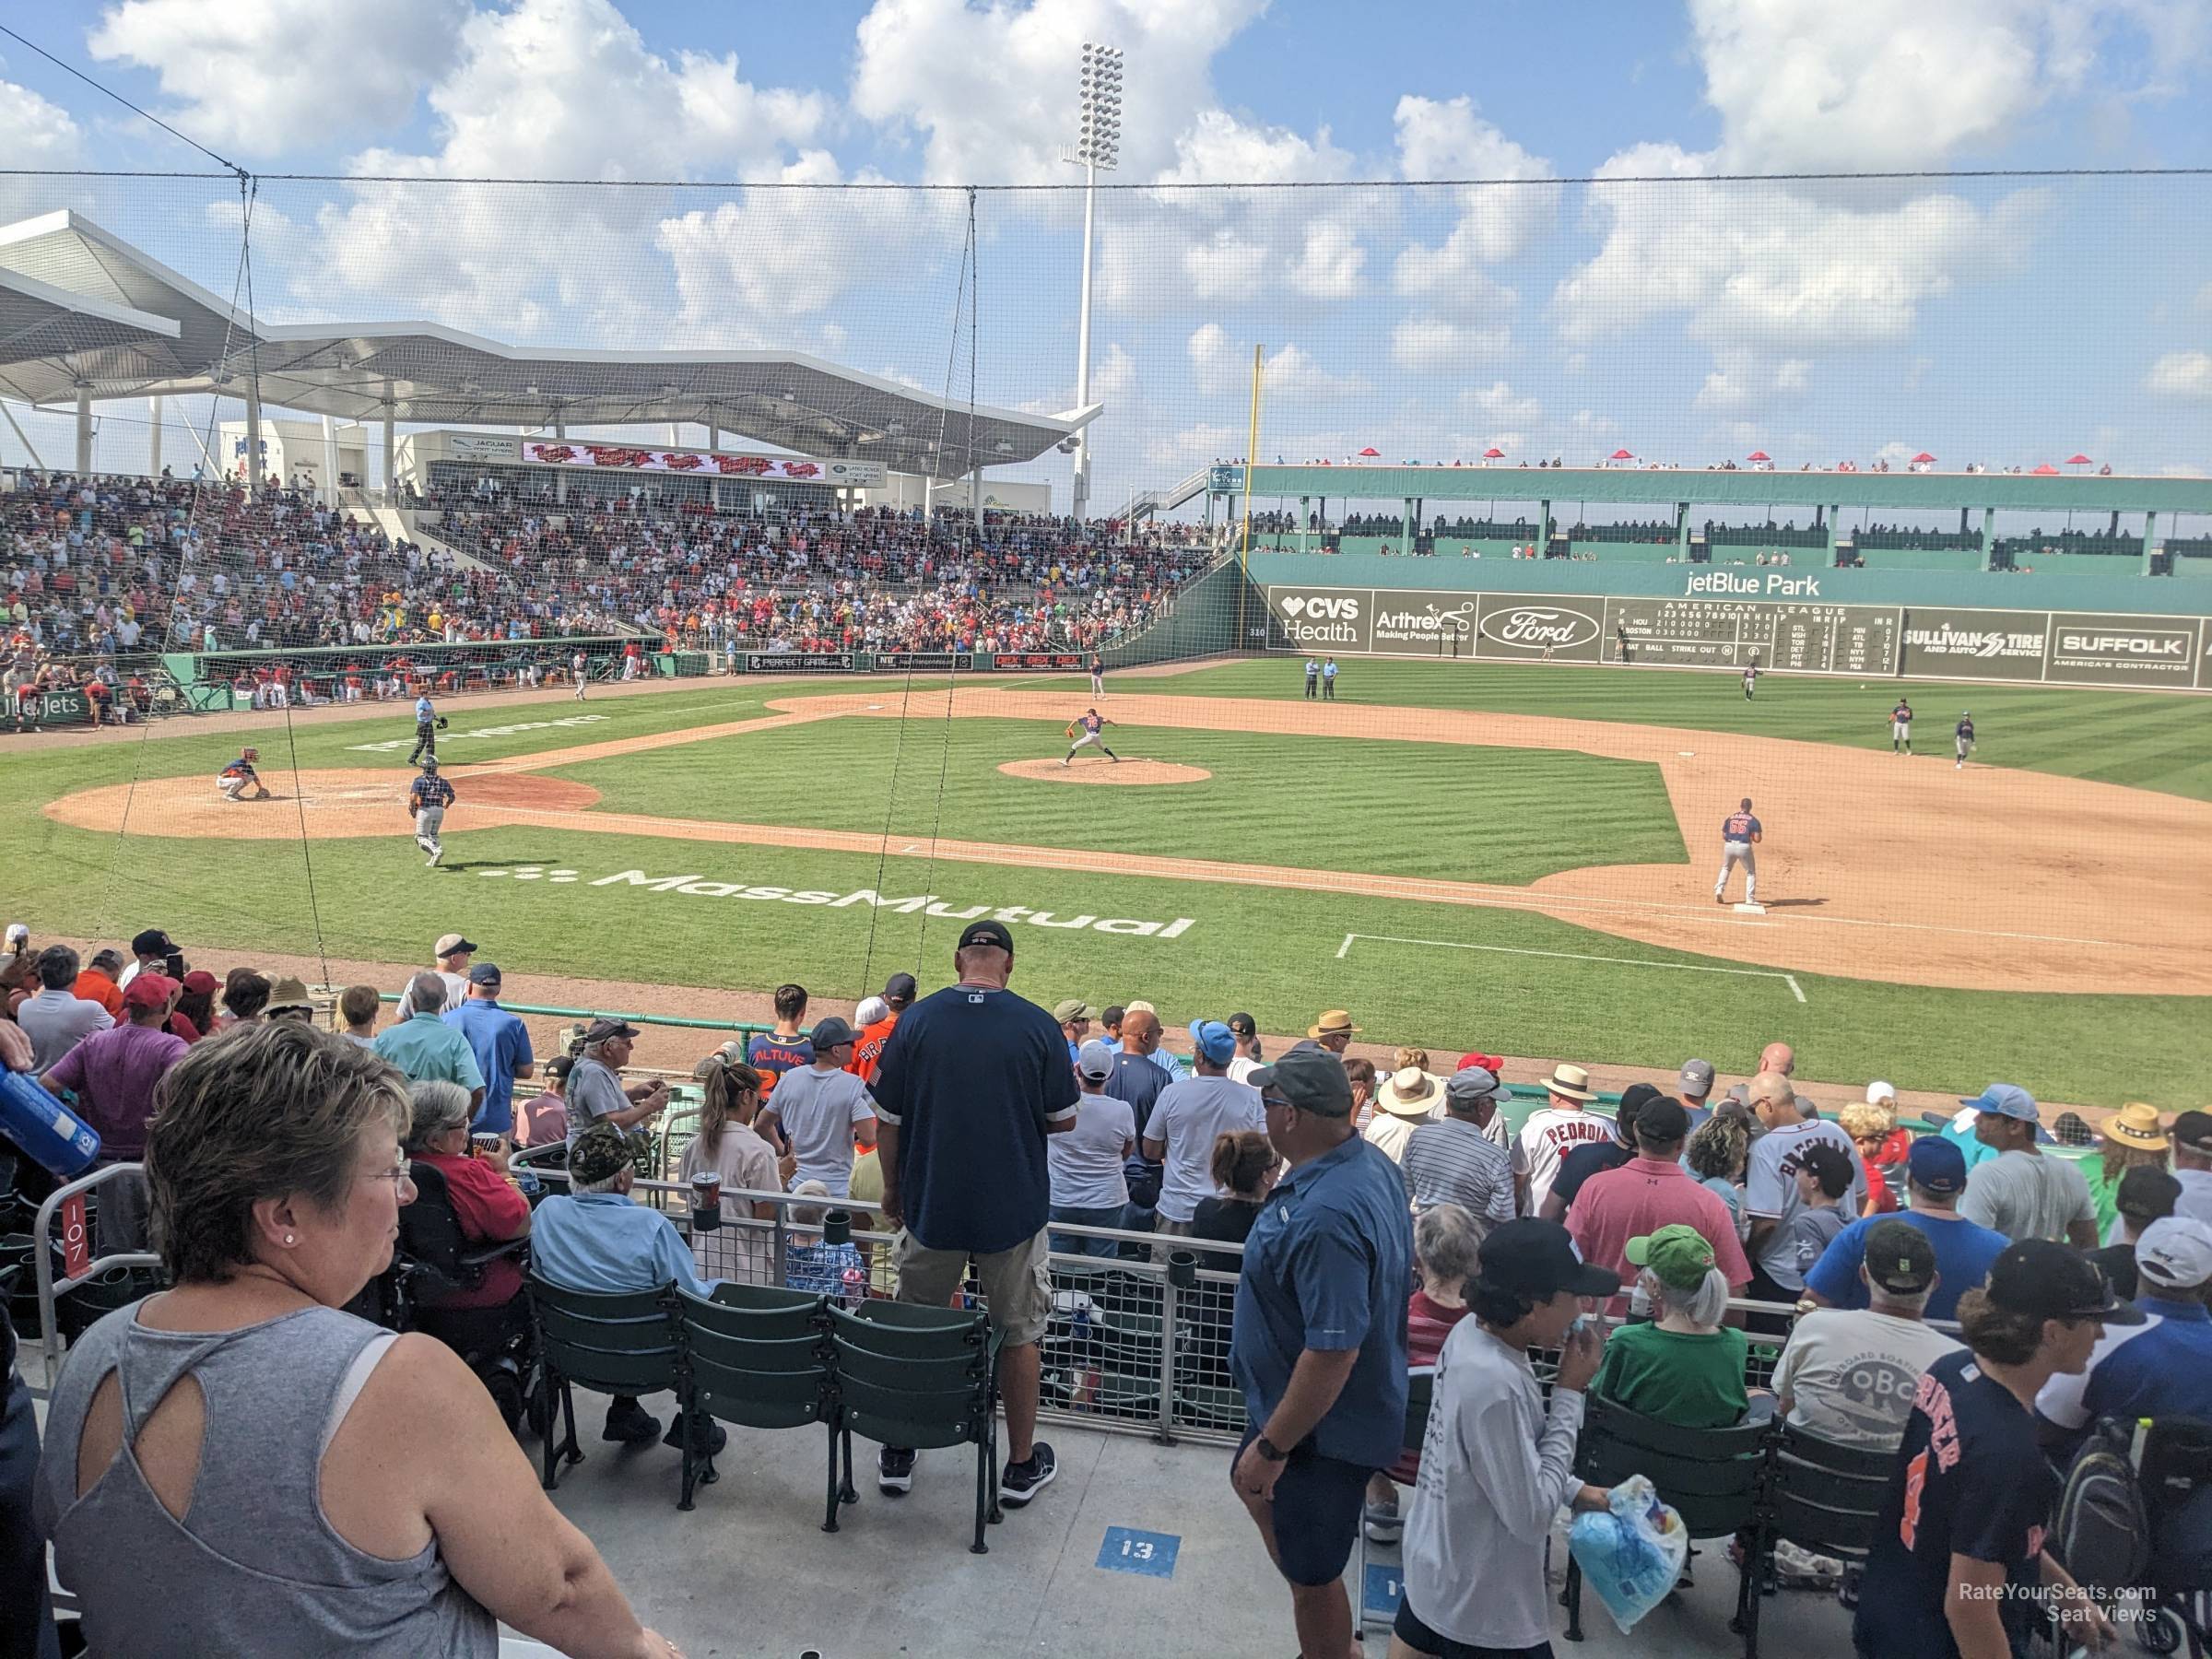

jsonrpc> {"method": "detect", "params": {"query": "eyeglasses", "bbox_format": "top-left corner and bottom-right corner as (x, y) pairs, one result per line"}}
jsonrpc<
(1262, 1092), (1293, 1112)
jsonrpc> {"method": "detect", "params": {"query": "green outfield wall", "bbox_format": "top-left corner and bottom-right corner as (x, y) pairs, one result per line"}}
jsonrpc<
(1245, 553), (2212, 692)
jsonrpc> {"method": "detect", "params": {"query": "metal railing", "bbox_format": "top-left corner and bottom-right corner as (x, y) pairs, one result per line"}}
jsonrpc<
(30, 1164), (164, 1383)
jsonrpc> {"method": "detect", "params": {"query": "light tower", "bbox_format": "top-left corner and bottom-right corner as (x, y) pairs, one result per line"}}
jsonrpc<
(1066, 41), (1123, 524)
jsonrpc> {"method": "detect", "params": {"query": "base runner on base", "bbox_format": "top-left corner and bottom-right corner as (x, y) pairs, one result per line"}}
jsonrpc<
(408, 758), (456, 867)
(1715, 795), (1761, 905)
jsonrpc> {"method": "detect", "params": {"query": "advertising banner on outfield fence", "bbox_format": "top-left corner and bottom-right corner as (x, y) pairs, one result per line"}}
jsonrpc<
(2042, 612), (2202, 688)
(1896, 608), (2050, 680)
(1265, 586), (1373, 653)
(743, 652), (858, 673)
(875, 652), (975, 672)
(520, 442), (885, 487)
(1369, 590), (1482, 655)
(987, 653), (1088, 672)
(1474, 594), (1606, 662)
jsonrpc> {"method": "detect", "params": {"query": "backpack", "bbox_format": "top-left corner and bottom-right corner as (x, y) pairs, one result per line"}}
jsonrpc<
(2051, 1418), (2151, 1595)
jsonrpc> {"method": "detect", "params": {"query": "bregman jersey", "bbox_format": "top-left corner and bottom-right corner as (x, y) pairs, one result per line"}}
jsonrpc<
(1723, 809), (1760, 843)
(408, 775), (456, 811)
(1518, 1106), (1616, 1214)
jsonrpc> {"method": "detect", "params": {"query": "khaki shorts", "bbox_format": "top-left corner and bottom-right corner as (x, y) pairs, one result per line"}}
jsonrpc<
(892, 1225), (1053, 1347)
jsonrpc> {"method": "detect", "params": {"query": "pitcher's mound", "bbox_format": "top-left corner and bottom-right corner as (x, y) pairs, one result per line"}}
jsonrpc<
(43, 768), (600, 841)
(997, 758), (1212, 787)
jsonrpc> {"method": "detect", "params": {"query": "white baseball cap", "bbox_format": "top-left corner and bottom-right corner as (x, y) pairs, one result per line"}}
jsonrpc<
(2135, 1217), (2212, 1293)
(1865, 1080), (1898, 1105)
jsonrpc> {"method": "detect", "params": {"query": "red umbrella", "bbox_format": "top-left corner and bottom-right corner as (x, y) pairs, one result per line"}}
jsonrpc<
(1483, 446), (1504, 459)
(1912, 451), (1936, 464)
(2031, 463), (2061, 475)
(1747, 450), (1770, 462)
(2065, 453), (2091, 465)
(1609, 447), (1635, 460)
(1357, 446), (1381, 457)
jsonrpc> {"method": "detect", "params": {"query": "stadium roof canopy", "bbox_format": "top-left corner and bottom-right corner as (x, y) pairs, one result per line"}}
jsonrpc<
(0, 211), (1096, 477)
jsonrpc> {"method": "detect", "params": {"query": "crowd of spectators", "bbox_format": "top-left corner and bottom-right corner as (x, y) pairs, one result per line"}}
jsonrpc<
(5, 914), (2210, 1655)
(0, 470), (1218, 699)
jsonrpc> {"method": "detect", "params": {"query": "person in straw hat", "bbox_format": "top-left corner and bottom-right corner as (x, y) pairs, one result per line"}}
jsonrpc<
(1306, 1009), (1360, 1054)
(1363, 1064), (1443, 1164)
(1515, 1063), (1614, 1217)
(2094, 1102), (2170, 1244)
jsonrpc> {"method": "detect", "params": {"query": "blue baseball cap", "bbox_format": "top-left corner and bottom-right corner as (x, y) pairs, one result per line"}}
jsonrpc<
(1187, 1018), (1236, 1065)
(1960, 1082), (2038, 1123)
(1907, 1135), (1969, 1194)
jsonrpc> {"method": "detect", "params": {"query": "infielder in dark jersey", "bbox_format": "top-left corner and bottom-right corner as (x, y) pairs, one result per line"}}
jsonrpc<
(1890, 698), (1913, 755)
(1715, 796), (1762, 904)
(1955, 712), (1975, 771)
(408, 759), (457, 867)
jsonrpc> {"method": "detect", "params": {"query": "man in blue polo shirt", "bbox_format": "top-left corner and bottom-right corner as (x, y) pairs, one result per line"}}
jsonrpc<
(2036, 1217), (2212, 1595)
(442, 962), (534, 1142)
(1230, 1044), (1413, 1659)
(873, 919), (1079, 1509)
(1804, 1136), (2009, 1322)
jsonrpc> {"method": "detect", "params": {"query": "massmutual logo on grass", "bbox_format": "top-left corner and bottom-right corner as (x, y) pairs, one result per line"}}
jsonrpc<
(476, 865), (1197, 939)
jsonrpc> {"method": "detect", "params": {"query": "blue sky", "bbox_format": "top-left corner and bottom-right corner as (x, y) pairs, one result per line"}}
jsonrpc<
(2, 0), (2209, 506)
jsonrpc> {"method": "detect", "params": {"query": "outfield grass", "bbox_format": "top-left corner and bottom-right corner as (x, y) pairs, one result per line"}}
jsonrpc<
(1103, 657), (2212, 801)
(557, 715), (1685, 885)
(6, 668), (2203, 1106)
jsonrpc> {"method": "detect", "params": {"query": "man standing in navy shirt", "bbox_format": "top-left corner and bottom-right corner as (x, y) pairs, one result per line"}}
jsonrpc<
(1230, 1045), (1413, 1659)
(872, 920), (1079, 1508)
(442, 962), (533, 1143)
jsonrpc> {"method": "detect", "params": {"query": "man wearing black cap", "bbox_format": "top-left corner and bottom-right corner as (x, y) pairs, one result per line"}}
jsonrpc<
(1397, 1218), (1614, 1657)
(1855, 1240), (2133, 1658)
(561, 1018), (669, 1147)
(2172, 1110), (2212, 1228)
(2087, 1164), (2182, 1300)
(851, 971), (914, 1088)
(1566, 1095), (1751, 1314)
(871, 919), (1079, 1508)
(117, 928), (181, 992)
(1774, 1219), (1960, 1450)
(1225, 1012), (1264, 1085)
(1229, 1046), (1413, 1659)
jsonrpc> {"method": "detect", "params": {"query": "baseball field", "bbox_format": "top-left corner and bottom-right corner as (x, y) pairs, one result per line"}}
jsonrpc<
(10, 655), (2209, 1109)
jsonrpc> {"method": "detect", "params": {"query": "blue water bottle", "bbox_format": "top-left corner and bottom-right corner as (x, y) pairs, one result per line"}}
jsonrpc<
(0, 1069), (102, 1179)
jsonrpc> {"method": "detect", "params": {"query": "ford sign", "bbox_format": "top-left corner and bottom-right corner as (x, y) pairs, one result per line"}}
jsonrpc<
(1479, 606), (1600, 650)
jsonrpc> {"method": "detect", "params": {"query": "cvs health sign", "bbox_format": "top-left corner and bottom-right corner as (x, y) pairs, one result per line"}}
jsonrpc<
(1266, 587), (1373, 652)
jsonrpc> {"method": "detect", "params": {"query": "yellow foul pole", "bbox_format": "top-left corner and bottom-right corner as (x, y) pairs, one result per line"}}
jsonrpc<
(1238, 343), (1263, 648)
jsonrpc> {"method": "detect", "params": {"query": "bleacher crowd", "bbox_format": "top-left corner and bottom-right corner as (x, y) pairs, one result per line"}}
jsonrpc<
(3, 917), (2208, 1658)
(0, 471), (1214, 712)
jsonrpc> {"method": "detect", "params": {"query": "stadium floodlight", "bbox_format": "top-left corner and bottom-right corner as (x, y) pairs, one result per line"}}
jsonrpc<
(1065, 39), (1124, 524)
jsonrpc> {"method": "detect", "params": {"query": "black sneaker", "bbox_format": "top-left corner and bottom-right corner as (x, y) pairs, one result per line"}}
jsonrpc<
(601, 1401), (662, 1444)
(1000, 1441), (1058, 1506)
(665, 1415), (726, 1456)
(877, 1445), (916, 1495)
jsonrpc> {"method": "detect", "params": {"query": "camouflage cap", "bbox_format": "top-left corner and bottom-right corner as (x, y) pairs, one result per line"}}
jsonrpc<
(569, 1121), (649, 1184)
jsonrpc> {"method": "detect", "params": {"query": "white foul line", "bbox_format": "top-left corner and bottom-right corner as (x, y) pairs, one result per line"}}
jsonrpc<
(1337, 933), (1807, 1004)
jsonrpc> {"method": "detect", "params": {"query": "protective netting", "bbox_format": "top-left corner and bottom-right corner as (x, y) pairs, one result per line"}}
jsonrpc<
(3, 170), (2209, 1099)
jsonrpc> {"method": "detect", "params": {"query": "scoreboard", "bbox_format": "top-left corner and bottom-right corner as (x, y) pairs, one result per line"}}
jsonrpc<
(1603, 597), (1900, 674)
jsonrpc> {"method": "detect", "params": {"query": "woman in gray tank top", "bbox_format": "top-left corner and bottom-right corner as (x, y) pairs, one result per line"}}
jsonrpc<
(32, 1021), (679, 1659)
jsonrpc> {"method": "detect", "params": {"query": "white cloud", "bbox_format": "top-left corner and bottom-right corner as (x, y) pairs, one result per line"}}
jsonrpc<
(0, 73), (81, 163)
(1146, 419), (1240, 467)
(1553, 143), (2045, 349)
(1390, 95), (1555, 312)
(1190, 324), (1363, 399)
(1694, 351), (1813, 411)
(2145, 349), (2212, 399)
(1463, 380), (1540, 425)
(88, 0), (467, 157)
(303, 0), (827, 337)
(852, 0), (1267, 185)
(1389, 316), (1510, 371)
(1686, 0), (2206, 171)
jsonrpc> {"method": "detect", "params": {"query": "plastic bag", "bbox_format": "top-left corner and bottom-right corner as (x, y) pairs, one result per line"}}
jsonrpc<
(1567, 1473), (1689, 1634)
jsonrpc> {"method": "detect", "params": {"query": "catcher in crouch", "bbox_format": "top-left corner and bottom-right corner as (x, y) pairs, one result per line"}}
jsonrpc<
(1063, 708), (1121, 767)
(217, 747), (272, 801)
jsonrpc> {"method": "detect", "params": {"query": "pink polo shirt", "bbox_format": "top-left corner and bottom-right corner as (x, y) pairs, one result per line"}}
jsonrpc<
(1567, 1155), (1753, 1314)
